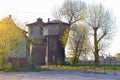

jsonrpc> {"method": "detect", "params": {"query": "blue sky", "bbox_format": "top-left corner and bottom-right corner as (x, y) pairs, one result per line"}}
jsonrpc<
(0, 0), (120, 56)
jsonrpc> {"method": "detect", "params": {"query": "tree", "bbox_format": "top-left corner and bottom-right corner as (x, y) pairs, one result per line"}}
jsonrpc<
(85, 4), (114, 67)
(67, 24), (90, 65)
(53, 0), (87, 59)
(53, 0), (86, 25)
(60, 27), (71, 48)
(115, 53), (120, 60)
(0, 15), (25, 69)
(53, 0), (87, 48)
(53, 0), (86, 64)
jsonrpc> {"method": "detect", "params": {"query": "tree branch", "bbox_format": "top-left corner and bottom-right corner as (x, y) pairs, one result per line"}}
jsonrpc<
(98, 32), (107, 43)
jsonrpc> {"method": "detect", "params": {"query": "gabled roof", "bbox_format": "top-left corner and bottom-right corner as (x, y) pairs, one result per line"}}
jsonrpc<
(0, 15), (27, 33)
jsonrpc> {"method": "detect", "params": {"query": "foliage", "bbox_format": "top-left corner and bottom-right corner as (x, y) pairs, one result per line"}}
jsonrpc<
(60, 27), (71, 48)
(28, 37), (43, 45)
(0, 61), (12, 70)
(67, 57), (81, 65)
(67, 24), (90, 65)
(67, 57), (74, 65)
(0, 15), (25, 70)
(115, 53), (120, 60)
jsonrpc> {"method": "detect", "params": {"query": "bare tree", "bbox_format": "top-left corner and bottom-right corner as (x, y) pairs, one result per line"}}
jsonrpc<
(53, 0), (86, 25)
(53, 7), (62, 20)
(53, 0), (87, 65)
(53, 0), (87, 49)
(85, 4), (114, 67)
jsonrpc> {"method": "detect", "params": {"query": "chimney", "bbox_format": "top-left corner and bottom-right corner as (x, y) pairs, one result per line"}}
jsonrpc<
(9, 15), (12, 19)
(48, 18), (50, 22)
(37, 18), (42, 23)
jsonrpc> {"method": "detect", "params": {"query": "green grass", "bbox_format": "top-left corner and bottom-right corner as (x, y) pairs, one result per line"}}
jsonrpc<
(47, 65), (83, 70)
(47, 65), (120, 71)
(2, 65), (119, 72)
(0, 68), (50, 72)
(101, 66), (120, 70)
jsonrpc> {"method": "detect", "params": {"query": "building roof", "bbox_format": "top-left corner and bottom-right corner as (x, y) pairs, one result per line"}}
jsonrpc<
(26, 18), (69, 27)
(0, 15), (27, 33)
(43, 20), (69, 26)
(26, 18), (44, 26)
(49, 20), (62, 23)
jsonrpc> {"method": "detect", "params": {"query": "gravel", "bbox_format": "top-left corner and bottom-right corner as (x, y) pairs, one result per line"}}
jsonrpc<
(0, 70), (120, 80)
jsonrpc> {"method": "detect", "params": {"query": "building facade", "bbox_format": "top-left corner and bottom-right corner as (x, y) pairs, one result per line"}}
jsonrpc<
(26, 18), (69, 65)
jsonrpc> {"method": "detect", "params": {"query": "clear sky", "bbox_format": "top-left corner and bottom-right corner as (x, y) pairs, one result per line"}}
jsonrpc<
(0, 0), (64, 23)
(0, 0), (120, 56)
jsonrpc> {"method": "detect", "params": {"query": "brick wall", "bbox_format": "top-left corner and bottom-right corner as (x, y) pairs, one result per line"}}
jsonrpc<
(46, 35), (64, 65)
(8, 57), (29, 67)
(31, 43), (46, 65)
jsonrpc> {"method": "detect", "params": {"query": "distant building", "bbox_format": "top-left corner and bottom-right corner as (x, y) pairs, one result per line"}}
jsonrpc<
(104, 57), (117, 63)
(99, 56), (104, 61)
(26, 18), (69, 65)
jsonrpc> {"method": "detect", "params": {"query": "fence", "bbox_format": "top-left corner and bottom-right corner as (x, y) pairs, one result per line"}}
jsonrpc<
(77, 60), (120, 66)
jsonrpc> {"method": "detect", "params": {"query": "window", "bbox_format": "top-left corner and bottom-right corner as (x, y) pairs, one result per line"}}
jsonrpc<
(29, 27), (32, 35)
(40, 27), (43, 35)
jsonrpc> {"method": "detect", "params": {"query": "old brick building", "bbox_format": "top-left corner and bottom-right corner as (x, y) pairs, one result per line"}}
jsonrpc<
(26, 18), (69, 65)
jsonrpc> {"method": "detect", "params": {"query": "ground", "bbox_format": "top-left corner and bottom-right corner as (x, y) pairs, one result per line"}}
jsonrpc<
(0, 70), (120, 80)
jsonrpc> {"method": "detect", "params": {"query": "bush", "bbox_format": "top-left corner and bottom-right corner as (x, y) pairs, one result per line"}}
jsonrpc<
(67, 58), (81, 66)
(11, 58), (19, 68)
(0, 62), (12, 70)
(67, 58), (74, 65)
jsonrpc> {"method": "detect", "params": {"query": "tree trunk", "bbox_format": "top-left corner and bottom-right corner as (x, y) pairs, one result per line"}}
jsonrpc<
(73, 54), (77, 66)
(61, 48), (65, 65)
(94, 29), (100, 67)
(94, 51), (100, 67)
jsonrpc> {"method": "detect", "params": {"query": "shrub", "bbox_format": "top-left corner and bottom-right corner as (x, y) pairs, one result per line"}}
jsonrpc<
(0, 62), (12, 70)
(68, 58), (74, 65)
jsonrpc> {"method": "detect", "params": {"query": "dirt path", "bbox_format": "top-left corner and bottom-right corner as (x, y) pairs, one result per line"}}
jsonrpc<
(0, 70), (120, 80)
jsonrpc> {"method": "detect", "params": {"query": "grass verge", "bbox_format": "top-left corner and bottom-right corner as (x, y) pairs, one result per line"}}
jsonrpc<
(0, 68), (50, 72)
(45, 65), (120, 71)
